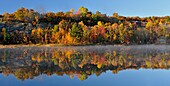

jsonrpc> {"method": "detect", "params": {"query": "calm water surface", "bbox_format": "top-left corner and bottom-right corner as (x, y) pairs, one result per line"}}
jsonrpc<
(0, 45), (170, 86)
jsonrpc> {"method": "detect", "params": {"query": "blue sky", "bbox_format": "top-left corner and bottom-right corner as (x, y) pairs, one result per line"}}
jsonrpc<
(0, 0), (170, 17)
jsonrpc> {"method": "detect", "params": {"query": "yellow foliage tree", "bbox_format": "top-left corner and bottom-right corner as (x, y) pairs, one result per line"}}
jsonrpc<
(97, 21), (103, 27)
(65, 32), (75, 45)
(146, 21), (153, 29)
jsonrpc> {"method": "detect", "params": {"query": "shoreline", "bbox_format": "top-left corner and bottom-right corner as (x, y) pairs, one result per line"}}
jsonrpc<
(0, 44), (169, 49)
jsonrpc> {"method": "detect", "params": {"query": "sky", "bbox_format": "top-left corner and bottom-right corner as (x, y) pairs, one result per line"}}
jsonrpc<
(0, 0), (170, 17)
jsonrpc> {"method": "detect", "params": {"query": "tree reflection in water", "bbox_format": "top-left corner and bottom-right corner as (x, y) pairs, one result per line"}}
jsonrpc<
(0, 45), (170, 81)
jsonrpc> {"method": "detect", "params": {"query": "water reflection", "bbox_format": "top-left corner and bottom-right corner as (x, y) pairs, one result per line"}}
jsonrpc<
(0, 45), (170, 81)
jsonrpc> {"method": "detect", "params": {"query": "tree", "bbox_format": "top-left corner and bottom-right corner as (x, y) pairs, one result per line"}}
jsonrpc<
(14, 7), (28, 21)
(37, 27), (44, 43)
(146, 21), (153, 29)
(78, 6), (88, 14)
(3, 12), (10, 20)
(31, 29), (38, 44)
(97, 21), (103, 26)
(65, 32), (75, 45)
(105, 24), (117, 44)
(118, 23), (125, 43)
(70, 23), (83, 42)
(14, 7), (39, 22)
(79, 21), (90, 43)
(113, 12), (119, 18)
(2, 28), (10, 44)
(45, 12), (55, 22)
(27, 9), (39, 22)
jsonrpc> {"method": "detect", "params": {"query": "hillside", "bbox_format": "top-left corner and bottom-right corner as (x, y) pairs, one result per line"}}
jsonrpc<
(0, 7), (170, 45)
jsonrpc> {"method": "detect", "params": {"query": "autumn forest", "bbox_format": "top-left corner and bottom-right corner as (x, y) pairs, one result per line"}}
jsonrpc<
(0, 6), (170, 45)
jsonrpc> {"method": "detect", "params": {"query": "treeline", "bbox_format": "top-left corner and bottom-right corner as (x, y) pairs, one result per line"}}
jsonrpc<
(1, 7), (170, 45)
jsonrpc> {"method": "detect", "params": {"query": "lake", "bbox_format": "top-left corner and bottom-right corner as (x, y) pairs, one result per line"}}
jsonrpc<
(0, 45), (170, 86)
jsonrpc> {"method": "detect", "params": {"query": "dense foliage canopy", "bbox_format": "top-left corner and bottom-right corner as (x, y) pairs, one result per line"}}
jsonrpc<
(1, 7), (170, 45)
